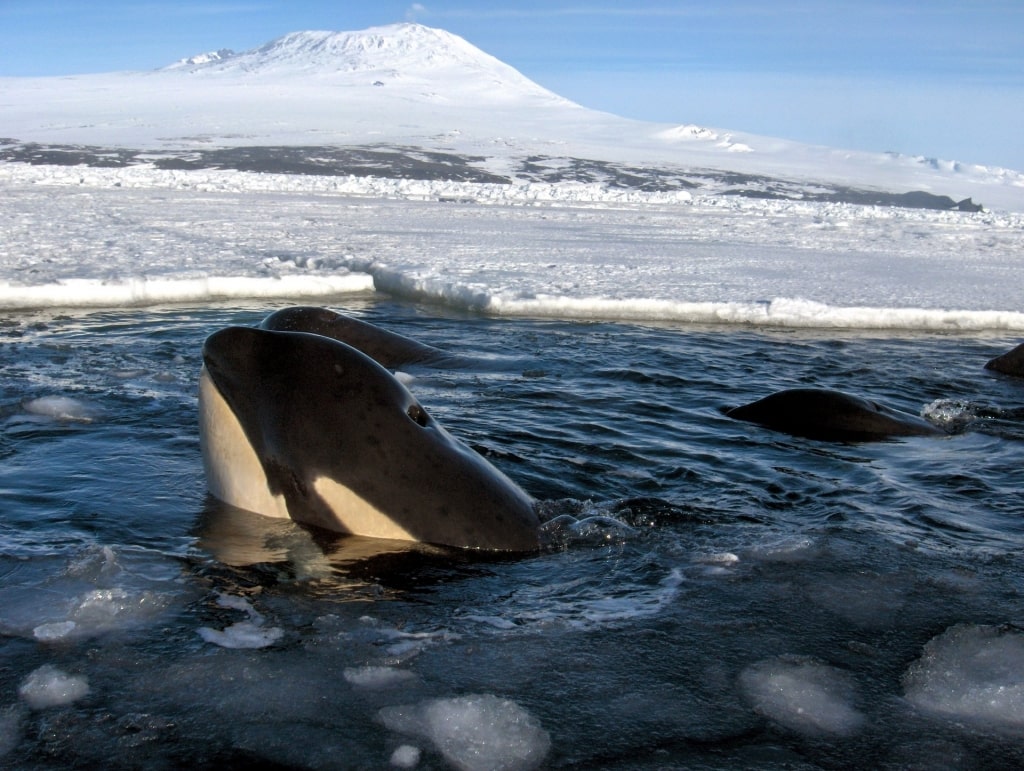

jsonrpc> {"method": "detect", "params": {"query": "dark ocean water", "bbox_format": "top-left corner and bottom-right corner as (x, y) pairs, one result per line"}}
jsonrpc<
(1, 298), (1024, 769)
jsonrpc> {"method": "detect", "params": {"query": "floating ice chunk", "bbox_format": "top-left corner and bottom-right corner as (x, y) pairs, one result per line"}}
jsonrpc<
(21, 395), (102, 423)
(379, 693), (551, 771)
(903, 623), (1024, 733)
(67, 587), (168, 635)
(18, 665), (90, 709)
(212, 593), (257, 613)
(73, 587), (131, 623)
(33, 620), (78, 641)
(197, 593), (284, 649)
(376, 627), (459, 659)
(67, 544), (121, 579)
(692, 551), (740, 575)
(739, 656), (864, 736)
(390, 744), (421, 768)
(694, 552), (740, 566)
(344, 665), (417, 689)
(197, 621), (284, 649)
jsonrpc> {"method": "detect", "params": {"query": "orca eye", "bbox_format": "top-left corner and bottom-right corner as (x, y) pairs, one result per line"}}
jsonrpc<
(407, 404), (430, 427)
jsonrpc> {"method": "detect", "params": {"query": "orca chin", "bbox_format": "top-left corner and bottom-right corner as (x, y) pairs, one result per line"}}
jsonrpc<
(724, 388), (946, 442)
(198, 323), (540, 552)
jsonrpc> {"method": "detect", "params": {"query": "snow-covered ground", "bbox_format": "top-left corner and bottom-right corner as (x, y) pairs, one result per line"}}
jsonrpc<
(2, 162), (1022, 330)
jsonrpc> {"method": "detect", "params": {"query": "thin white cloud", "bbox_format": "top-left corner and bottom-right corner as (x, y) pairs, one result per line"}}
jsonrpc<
(406, 3), (428, 22)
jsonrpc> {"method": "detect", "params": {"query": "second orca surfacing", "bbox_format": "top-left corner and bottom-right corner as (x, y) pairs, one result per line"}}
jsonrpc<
(724, 388), (946, 442)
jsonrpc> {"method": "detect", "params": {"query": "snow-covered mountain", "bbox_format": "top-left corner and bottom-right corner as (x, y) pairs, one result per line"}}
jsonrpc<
(2, 23), (1022, 211)
(163, 25), (563, 102)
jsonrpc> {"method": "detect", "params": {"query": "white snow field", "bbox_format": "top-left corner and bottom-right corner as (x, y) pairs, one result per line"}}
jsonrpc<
(1, 163), (1022, 329)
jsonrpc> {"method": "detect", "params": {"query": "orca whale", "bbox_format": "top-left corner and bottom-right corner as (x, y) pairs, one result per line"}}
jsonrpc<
(724, 388), (946, 441)
(198, 325), (540, 551)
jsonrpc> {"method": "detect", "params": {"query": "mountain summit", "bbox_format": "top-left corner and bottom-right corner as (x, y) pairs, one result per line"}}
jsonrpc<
(164, 23), (561, 100)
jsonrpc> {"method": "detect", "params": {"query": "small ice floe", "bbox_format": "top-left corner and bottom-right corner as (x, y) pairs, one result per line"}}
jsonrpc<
(343, 665), (417, 690)
(33, 620), (78, 642)
(19, 395), (103, 423)
(378, 627), (459, 659)
(463, 614), (519, 630)
(691, 551), (740, 576)
(739, 655), (865, 736)
(389, 744), (421, 768)
(0, 546), (175, 643)
(67, 544), (121, 579)
(18, 664), (90, 709)
(33, 587), (167, 642)
(197, 593), (284, 649)
(379, 693), (551, 771)
(903, 623), (1024, 734)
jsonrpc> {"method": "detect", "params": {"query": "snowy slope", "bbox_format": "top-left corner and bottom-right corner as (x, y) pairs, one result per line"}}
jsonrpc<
(163, 25), (563, 99)
(1, 23), (1023, 211)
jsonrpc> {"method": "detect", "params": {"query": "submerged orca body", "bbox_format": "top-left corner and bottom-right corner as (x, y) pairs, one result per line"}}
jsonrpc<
(199, 324), (540, 551)
(985, 342), (1024, 378)
(724, 388), (945, 442)
(259, 306), (465, 369)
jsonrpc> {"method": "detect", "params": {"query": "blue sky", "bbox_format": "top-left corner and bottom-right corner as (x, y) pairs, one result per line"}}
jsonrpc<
(2, 1), (1022, 170)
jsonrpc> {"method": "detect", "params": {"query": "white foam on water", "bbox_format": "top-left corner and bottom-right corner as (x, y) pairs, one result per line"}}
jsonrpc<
(197, 593), (285, 649)
(379, 694), (551, 771)
(739, 656), (865, 736)
(21, 395), (103, 423)
(539, 513), (639, 547)
(343, 665), (417, 689)
(17, 665), (90, 710)
(903, 623), (1024, 733)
